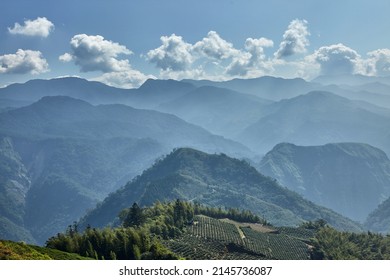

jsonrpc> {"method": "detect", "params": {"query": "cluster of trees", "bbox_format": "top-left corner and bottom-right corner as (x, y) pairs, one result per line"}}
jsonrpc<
(46, 200), (265, 259)
(192, 203), (266, 224)
(118, 200), (265, 238)
(310, 226), (390, 259)
(46, 225), (178, 260)
(119, 200), (194, 239)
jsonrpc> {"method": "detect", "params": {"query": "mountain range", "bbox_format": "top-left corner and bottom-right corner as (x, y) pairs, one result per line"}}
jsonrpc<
(0, 95), (250, 243)
(1, 74), (390, 245)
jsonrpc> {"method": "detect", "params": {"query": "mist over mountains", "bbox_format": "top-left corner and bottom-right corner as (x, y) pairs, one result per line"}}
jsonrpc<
(1, 74), (390, 244)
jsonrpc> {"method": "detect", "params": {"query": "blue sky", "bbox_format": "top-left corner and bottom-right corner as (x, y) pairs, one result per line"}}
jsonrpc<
(1, 0), (390, 88)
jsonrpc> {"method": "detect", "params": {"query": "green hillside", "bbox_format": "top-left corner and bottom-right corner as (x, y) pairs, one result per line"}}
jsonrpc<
(0, 240), (90, 260)
(81, 148), (361, 232)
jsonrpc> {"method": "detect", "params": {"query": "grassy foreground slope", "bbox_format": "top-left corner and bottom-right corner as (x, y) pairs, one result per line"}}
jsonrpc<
(0, 240), (90, 260)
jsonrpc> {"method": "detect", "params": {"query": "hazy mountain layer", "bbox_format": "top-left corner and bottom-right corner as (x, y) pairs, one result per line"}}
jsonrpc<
(158, 86), (272, 137)
(238, 91), (390, 155)
(183, 76), (320, 101)
(258, 142), (390, 222)
(0, 96), (251, 157)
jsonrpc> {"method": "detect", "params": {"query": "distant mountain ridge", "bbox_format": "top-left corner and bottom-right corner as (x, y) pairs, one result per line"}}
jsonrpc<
(313, 74), (390, 86)
(157, 86), (272, 137)
(183, 76), (321, 101)
(0, 95), (251, 157)
(0, 77), (129, 104)
(258, 142), (390, 222)
(237, 91), (390, 155)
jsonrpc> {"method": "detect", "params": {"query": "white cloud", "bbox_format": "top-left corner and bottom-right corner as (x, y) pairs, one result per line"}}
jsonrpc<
(271, 58), (319, 80)
(245, 38), (274, 62)
(309, 43), (363, 75)
(145, 31), (276, 79)
(8, 17), (54, 37)
(93, 70), (155, 89)
(225, 51), (252, 76)
(159, 68), (206, 81)
(60, 34), (154, 88)
(365, 49), (390, 76)
(59, 53), (73, 62)
(60, 34), (133, 73)
(226, 37), (274, 77)
(0, 49), (49, 74)
(146, 34), (194, 71)
(275, 19), (310, 59)
(141, 27), (389, 81)
(193, 31), (239, 60)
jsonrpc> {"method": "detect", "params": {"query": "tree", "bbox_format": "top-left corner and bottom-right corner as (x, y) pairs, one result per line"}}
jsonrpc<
(123, 203), (145, 227)
(173, 199), (186, 228)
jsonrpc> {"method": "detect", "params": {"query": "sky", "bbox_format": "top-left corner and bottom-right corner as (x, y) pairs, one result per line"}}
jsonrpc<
(1, 0), (390, 88)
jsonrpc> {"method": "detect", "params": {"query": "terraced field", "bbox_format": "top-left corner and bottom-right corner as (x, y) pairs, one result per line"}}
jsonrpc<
(163, 215), (311, 260)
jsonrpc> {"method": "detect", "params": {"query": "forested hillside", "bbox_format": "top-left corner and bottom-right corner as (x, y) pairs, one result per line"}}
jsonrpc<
(80, 148), (361, 232)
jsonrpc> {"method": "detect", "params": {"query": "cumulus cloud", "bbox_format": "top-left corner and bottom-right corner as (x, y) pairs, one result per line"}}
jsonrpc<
(8, 17), (54, 37)
(226, 37), (274, 77)
(145, 31), (277, 79)
(59, 53), (73, 62)
(60, 34), (153, 88)
(0, 49), (49, 74)
(159, 68), (207, 81)
(275, 19), (310, 59)
(146, 34), (194, 71)
(60, 34), (133, 73)
(193, 31), (239, 60)
(244, 37), (274, 65)
(309, 43), (362, 75)
(225, 51), (252, 76)
(365, 49), (390, 76)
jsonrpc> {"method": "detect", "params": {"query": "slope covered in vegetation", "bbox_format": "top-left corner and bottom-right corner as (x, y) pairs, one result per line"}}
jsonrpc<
(81, 148), (361, 232)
